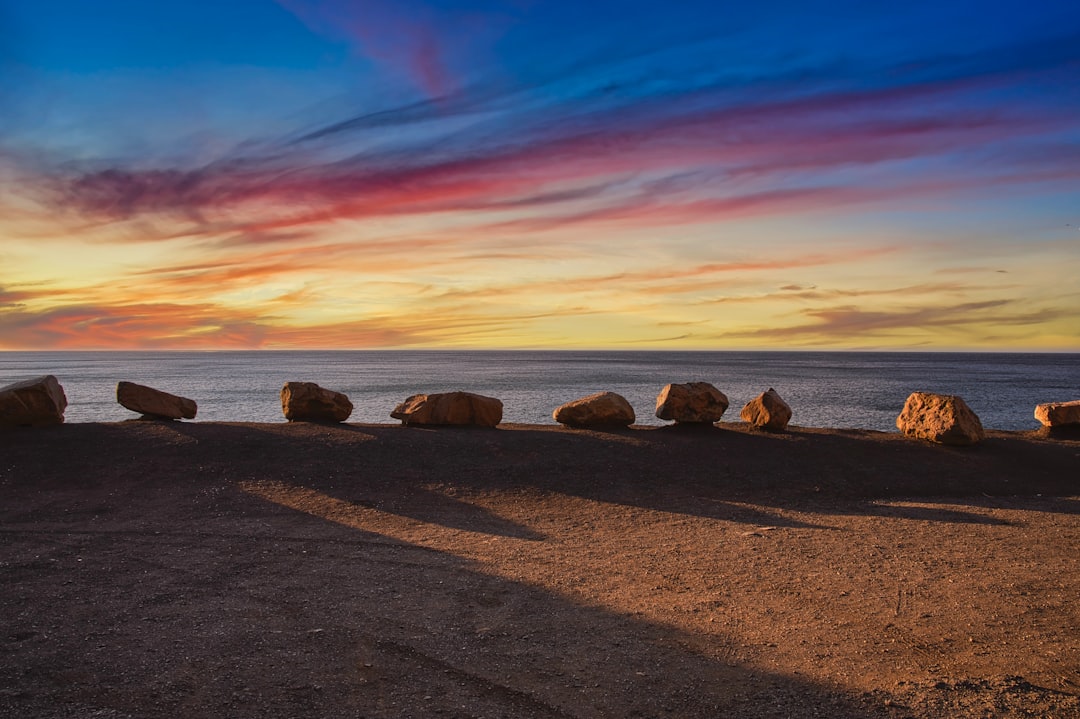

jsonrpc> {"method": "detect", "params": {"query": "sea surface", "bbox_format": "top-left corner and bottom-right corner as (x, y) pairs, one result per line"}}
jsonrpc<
(1, 351), (1077, 431)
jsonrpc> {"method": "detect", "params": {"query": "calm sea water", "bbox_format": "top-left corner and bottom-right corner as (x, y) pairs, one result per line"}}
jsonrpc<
(1, 351), (1077, 431)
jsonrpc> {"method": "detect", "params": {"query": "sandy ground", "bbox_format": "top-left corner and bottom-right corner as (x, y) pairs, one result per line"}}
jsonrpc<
(2, 420), (1079, 718)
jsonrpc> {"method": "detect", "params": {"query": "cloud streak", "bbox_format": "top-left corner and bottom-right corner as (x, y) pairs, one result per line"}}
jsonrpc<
(0, 295), (607, 350)
(275, 0), (519, 97)
(726, 301), (1075, 346)
(12, 20), (1074, 235)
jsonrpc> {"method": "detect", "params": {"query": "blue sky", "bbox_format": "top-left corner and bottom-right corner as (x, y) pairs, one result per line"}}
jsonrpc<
(1, 0), (1078, 349)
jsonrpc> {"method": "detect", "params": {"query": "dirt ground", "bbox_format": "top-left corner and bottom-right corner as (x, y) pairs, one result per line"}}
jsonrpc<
(2, 420), (1079, 718)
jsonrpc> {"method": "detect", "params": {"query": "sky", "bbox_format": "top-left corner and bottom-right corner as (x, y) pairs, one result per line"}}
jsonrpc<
(1, 0), (1078, 351)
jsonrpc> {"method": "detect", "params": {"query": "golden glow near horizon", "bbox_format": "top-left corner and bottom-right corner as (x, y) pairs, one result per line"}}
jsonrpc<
(3, 203), (1077, 351)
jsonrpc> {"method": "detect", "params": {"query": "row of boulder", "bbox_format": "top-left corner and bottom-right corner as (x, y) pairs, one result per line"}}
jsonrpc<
(2, 375), (1079, 446)
(890, 393), (1079, 445)
(552, 384), (794, 430)
(285, 381), (789, 431)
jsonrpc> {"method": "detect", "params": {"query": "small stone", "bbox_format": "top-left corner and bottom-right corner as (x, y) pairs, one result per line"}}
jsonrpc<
(390, 392), (502, 427)
(281, 382), (353, 423)
(116, 381), (197, 420)
(553, 392), (635, 428)
(896, 392), (984, 445)
(740, 388), (793, 431)
(654, 382), (729, 423)
(0, 375), (68, 428)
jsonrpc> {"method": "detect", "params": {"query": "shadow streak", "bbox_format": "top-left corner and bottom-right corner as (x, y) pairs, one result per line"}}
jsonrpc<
(3, 422), (1079, 716)
(0, 470), (888, 718)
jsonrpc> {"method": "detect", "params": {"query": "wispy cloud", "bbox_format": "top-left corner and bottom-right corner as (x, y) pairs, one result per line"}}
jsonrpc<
(11, 23), (1073, 241)
(275, 0), (518, 97)
(0, 302), (273, 349)
(427, 248), (899, 304)
(0, 287), (33, 307)
(726, 301), (1073, 346)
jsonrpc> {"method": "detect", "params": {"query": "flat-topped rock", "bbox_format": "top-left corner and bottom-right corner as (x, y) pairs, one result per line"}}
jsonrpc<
(1035, 400), (1080, 428)
(391, 392), (503, 427)
(655, 382), (728, 424)
(554, 391), (635, 428)
(117, 381), (196, 420)
(0, 375), (68, 428)
(281, 382), (353, 423)
(740, 388), (793, 432)
(896, 391), (984, 446)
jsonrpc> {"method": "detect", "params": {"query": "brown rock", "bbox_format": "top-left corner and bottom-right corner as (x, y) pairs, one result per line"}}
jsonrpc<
(390, 392), (503, 427)
(0, 375), (68, 428)
(281, 382), (353, 423)
(553, 391), (635, 428)
(116, 381), (197, 420)
(740, 388), (793, 431)
(896, 391), (985, 445)
(1034, 400), (1080, 427)
(655, 382), (729, 423)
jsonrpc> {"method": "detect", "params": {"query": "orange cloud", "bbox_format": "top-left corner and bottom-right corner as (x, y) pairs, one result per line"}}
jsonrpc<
(724, 300), (1075, 347)
(431, 247), (899, 303)
(0, 302), (271, 349)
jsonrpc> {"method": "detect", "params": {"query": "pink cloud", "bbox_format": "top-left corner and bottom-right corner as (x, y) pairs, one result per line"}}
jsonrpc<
(276, 0), (509, 97)
(23, 53), (1080, 247)
(0, 303), (272, 350)
(0, 295), (608, 349)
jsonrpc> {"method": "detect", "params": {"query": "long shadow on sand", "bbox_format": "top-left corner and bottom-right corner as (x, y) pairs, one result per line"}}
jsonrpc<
(65, 419), (1080, 529)
(3, 421), (1079, 717)
(0, 461), (890, 718)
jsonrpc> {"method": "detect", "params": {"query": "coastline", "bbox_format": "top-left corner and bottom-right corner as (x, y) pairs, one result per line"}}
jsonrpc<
(2, 421), (1078, 717)
(4, 349), (1077, 429)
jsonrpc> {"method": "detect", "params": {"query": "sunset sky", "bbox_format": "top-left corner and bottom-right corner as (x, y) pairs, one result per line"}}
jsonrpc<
(1, 0), (1078, 350)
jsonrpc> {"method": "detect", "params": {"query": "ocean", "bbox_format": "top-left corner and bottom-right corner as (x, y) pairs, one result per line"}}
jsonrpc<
(1, 351), (1077, 431)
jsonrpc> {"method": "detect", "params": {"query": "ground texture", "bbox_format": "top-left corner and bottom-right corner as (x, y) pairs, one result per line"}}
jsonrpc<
(2, 421), (1079, 718)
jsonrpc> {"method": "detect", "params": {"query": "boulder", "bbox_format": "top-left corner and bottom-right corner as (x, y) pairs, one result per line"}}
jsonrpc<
(390, 392), (503, 427)
(655, 382), (729, 424)
(116, 381), (196, 420)
(553, 391), (635, 428)
(740, 388), (793, 431)
(896, 391), (985, 446)
(0, 375), (68, 428)
(281, 382), (353, 423)
(1034, 399), (1080, 428)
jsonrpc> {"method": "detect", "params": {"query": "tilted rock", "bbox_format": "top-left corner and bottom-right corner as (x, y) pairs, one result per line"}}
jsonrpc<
(896, 391), (985, 446)
(390, 391), (503, 427)
(281, 382), (353, 423)
(655, 382), (729, 424)
(1034, 399), (1080, 427)
(117, 381), (197, 420)
(740, 388), (793, 431)
(0, 375), (68, 428)
(553, 391), (635, 428)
